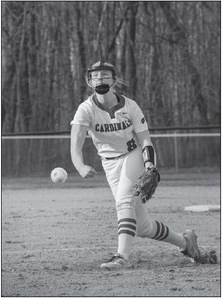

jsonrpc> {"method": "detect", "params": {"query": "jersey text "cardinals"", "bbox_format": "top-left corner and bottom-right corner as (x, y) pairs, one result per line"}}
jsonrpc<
(95, 119), (132, 132)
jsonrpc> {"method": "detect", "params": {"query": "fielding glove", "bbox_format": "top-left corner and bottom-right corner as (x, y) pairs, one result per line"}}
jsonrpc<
(134, 167), (160, 203)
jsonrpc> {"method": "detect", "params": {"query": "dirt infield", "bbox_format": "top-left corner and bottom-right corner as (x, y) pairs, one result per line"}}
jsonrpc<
(2, 172), (220, 297)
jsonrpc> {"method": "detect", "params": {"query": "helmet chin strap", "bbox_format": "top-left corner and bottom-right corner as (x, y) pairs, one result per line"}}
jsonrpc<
(94, 81), (116, 95)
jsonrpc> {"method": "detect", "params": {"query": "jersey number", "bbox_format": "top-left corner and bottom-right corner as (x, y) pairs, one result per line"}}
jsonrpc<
(127, 138), (137, 152)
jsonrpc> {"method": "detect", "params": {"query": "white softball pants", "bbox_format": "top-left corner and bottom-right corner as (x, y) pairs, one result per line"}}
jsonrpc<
(102, 147), (154, 238)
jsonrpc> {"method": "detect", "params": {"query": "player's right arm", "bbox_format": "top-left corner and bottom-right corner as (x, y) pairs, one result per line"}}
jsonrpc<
(70, 124), (96, 178)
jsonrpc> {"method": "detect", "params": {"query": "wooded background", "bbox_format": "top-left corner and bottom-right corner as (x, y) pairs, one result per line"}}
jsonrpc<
(2, 1), (220, 176)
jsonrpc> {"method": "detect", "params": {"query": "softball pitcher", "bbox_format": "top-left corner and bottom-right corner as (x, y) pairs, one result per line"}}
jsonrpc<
(70, 61), (202, 270)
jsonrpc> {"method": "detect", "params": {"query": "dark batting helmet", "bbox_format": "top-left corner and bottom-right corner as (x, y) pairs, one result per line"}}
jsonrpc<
(86, 60), (116, 84)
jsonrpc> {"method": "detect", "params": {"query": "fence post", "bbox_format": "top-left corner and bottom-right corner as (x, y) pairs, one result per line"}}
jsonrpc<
(174, 130), (179, 173)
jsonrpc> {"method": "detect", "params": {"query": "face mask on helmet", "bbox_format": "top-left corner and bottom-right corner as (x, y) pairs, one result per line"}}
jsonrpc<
(95, 84), (110, 95)
(86, 60), (116, 94)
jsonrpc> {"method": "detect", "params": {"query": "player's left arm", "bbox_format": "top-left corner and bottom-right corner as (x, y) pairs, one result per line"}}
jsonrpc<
(130, 100), (158, 171)
(135, 130), (157, 170)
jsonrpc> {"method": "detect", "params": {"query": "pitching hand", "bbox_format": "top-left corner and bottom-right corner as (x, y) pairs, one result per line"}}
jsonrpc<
(78, 165), (97, 178)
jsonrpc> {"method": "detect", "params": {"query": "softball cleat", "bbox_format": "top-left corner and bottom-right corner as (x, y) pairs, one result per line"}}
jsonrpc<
(100, 253), (131, 270)
(181, 230), (201, 261)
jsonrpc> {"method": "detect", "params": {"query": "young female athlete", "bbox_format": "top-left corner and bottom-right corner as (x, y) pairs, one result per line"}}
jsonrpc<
(70, 60), (201, 270)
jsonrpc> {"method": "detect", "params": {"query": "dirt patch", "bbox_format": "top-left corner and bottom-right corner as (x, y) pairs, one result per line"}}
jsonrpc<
(2, 173), (220, 296)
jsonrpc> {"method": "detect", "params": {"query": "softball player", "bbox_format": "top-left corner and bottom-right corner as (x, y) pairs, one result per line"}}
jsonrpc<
(70, 61), (201, 270)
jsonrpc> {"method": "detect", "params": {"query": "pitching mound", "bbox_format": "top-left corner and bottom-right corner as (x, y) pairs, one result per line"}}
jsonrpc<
(184, 204), (220, 212)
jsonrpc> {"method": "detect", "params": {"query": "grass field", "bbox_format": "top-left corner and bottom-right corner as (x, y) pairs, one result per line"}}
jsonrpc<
(2, 172), (221, 297)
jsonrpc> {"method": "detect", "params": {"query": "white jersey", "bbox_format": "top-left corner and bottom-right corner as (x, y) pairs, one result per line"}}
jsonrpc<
(70, 92), (148, 158)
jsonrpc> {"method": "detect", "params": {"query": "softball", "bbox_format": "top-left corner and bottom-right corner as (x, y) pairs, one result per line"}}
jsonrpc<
(51, 167), (68, 183)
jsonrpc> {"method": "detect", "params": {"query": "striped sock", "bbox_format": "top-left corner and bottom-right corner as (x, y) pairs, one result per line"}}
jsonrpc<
(117, 218), (136, 258)
(118, 218), (137, 237)
(152, 221), (169, 241)
(151, 220), (186, 249)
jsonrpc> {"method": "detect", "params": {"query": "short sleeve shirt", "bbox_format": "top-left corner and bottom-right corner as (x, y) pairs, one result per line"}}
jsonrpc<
(71, 93), (148, 158)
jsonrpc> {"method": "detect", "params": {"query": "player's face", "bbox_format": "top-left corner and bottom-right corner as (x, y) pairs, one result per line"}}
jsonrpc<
(90, 70), (113, 87)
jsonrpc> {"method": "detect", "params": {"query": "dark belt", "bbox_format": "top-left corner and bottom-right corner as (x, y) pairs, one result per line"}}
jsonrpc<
(102, 154), (126, 160)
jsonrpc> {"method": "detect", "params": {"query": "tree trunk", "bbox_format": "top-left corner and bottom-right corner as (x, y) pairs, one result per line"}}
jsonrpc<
(125, 3), (138, 98)
(76, 3), (87, 102)
(160, 2), (209, 124)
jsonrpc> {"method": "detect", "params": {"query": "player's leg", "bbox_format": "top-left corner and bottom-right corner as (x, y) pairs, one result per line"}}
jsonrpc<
(135, 199), (186, 249)
(136, 201), (216, 263)
(100, 149), (142, 269)
(114, 148), (146, 259)
(123, 148), (200, 260)
(101, 157), (132, 269)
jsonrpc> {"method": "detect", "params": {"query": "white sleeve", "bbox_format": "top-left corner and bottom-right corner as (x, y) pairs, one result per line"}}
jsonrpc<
(70, 104), (91, 127)
(130, 100), (148, 133)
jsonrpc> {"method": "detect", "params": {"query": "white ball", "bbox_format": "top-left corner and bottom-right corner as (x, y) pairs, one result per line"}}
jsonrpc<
(51, 167), (68, 183)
